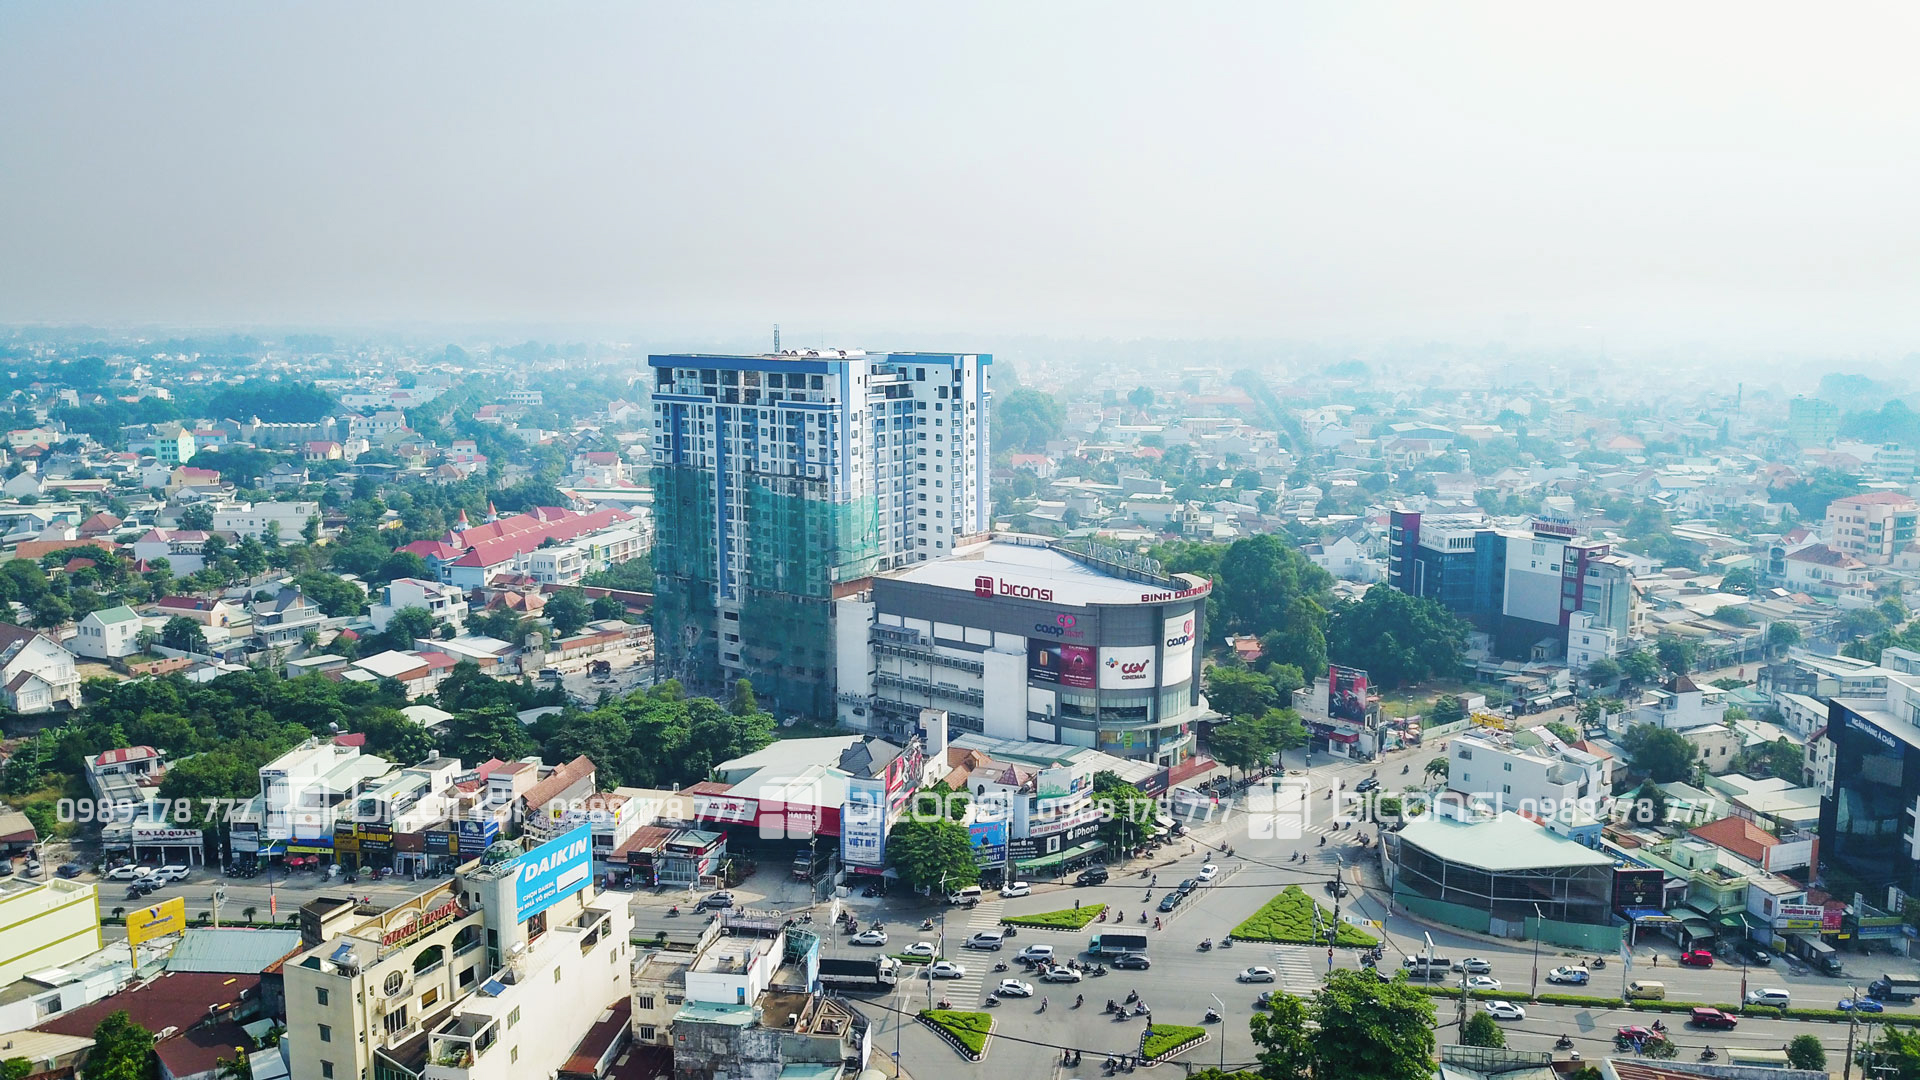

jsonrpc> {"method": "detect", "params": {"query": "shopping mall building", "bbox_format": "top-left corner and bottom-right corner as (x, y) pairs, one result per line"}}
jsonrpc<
(834, 535), (1211, 765)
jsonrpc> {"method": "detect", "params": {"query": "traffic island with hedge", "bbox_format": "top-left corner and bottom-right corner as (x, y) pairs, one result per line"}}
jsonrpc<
(1230, 885), (1379, 947)
(919, 1009), (994, 1061)
(1001, 903), (1106, 931)
(1141, 1023), (1208, 1062)
(1406, 985), (1920, 1027)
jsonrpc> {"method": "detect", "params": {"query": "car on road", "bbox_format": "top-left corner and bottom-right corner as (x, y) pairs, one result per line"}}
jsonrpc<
(1841, 997), (1886, 1013)
(928, 961), (967, 979)
(1256, 991), (1277, 1008)
(1238, 967), (1277, 983)
(1324, 880), (1349, 898)
(1112, 954), (1151, 970)
(1453, 957), (1493, 974)
(1157, 892), (1181, 912)
(851, 929), (888, 946)
(1688, 1007), (1739, 1030)
(1001, 881), (1032, 898)
(1196, 863), (1218, 882)
(23, 860), (42, 876)
(1076, 867), (1110, 886)
(56, 863), (83, 879)
(701, 890), (735, 910)
(1042, 967), (1084, 983)
(1734, 941), (1773, 966)
(1465, 976), (1502, 992)
(1017, 945), (1054, 963)
(1484, 1000), (1526, 1021)
(106, 865), (153, 881)
(1177, 878), (1199, 896)
(902, 942), (938, 958)
(1745, 988), (1791, 1008)
(995, 979), (1034, 998)
(1546, 966), (1590, 985)
(964, 932), (1005, 951)
(1679, 949), (1714, 968)
(1354, 777), (1380, 794)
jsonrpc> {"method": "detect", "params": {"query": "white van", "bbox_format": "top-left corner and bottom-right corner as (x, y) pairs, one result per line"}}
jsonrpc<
(948, 885), (983, 906)
(964, 930), (1005, 951)
(1745, 988), (1792, 1008)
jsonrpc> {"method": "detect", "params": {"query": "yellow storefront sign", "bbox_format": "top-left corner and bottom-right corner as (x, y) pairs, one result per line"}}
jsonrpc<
(127, 896), (187, 945)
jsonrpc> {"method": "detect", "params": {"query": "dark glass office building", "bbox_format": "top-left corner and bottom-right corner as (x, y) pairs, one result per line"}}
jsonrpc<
(1818, 697), (1920, 899)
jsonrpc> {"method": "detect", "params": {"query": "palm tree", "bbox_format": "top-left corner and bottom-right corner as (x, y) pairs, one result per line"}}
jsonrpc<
(242, 906), (258, 924)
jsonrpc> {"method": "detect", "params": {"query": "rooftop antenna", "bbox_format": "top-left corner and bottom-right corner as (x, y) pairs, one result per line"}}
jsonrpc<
(773, 324), (781, 353)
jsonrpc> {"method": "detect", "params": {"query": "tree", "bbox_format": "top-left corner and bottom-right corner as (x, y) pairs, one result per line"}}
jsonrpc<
(1767, 621), (1802, 657)
(1308, 970), (1436, 1080)
(1544, 721), (1581, 744)
(1326, 586), (1468, 688)
(1785, 1033), (1826, 1071)
(1204, 666), (1278, 720)
(355, 709), (438, 765)
(546, 589), (590, 637)
(728, 678), (759, 717)
(1622, 724), (1696, 783)
(1583, 657), (1623, 685)
(1627, 781), (1669, 826)
(159, 616), (209, 655)
(293, 571), (368, 617)
(1262, 597), (1329, 678)
(1247, 990), (1312, 1080)
(89, 1010), (157, 1080)
(590, 595), (626, 622)
(442, 705), (539, 764)
(1092, 770), (1160, 852)
(1461, 1010), (1507, 1048)
(1655, 636), (1697, 676)
(1429, 695), (1467, 727)
(178, 504), (214, 531)
(1720, 566), (1758, 594)
(1423, 757), (1449, 782)
(1218, 536), (1334, 643)
(885, 816), (978, 894)
(2, 1058), (33, 1080)
(1127, 385), (1155, 411)
(992, 388), (1065, 454)
(1619, 648), (1661, 685)
(379, 606), (441, 651)
(1208, 716), (1272, 779)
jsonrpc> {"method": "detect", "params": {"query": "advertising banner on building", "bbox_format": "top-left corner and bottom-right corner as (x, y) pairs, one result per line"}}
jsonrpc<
(514, 824), (592, 922)
(1162, 613), (1197, 686)
(1037, 762), (1092, 802)
(842, 776), (888, 868)
(1775, 903), (1843, 931)
(127, 897), (187, 945)
(456, 819), (499, 855)
(130, 824), (206, 846)
(969, 819), (1007, 867)
(1099, 646), (1155, 690)
(1328, 665), (1370, 724)
(1028, 641), (1097, 689)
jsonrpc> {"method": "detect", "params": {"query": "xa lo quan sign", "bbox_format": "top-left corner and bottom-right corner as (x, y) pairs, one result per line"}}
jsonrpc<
(383, 899), (464, 948)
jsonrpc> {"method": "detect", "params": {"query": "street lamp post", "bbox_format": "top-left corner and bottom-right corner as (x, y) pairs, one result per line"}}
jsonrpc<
(1530, 903), (1543, 1001)
(1210, 993), (1226, 1071)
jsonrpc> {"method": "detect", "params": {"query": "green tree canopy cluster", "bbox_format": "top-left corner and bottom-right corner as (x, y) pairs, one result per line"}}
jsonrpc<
(1325, 585), (1469, 689)
(1250, 970), (1437, 1080)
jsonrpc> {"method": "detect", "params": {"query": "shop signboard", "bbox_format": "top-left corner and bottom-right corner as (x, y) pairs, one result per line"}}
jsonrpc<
(1162, 613), (1197, 686)
(1099, 646), (1154, 690)
(969, 819), (1007, 867)
(842, 776), (888, 868)
(425, 830), (451, 855)
(514, 824), (592, 923)
(456, 819), (499, 855)
(1328, 665), (1370, 724)
(1028, 640), (1097, 688)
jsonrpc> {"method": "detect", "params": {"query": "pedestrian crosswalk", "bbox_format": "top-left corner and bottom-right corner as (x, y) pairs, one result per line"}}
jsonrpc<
(922, 899), (1001, 1004)
(1269, 945), (1328, 991)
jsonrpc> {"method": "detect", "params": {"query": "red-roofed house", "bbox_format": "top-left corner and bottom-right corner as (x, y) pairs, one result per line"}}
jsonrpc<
(1784, 543), (1872, 596)
(400, 507), (634, 588)
(1689, 816), (1813, 873)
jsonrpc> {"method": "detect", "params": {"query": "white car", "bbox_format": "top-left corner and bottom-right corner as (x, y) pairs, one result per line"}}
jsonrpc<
(928, 961), (967, 979)
(1746, 988), (1792, 1008)
(1238, 967), (1277, 983)
(851, 929), (888, 946)
(1001, 881), (1032, 898)
(1042, 967), (1084, 983)
(1017, 945), (1054, 963)
(1484, 1000), (1526, 1021)
(995, 978), (1035, 998)
(1196, 863), (1218, 882)
(1454, 957), (1493, 974)
(1546, 966), (1590, 985)
(105, 865), (153, 881)
(902, 942), (938, 958)
(152, 864), (190, 883)
(1465, 976), (1502, 992)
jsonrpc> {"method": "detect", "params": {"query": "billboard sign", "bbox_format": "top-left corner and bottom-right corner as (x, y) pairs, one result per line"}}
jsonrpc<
(456, 818), (499, 855)
(514, 824), (592, 923)
(1037, 763), (1092, 801)
(842, 776), (888, 868)
(1028, 641), (1096, 689)
(1775, 903), (1842, 931)
(1162, 614), (1197, 686)
(128, 896), (187, 945)
(1099, 646), (1154, 689)
(1328, 665), (1370, 724)
(969, 819), (1007, 867)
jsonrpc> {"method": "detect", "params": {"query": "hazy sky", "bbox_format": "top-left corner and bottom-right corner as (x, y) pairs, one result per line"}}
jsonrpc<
(4, 2), (1919, 349)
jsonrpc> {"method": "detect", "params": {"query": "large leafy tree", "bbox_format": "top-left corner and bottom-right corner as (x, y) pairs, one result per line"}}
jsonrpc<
(1261, 596), (1329, 680)
(89, 1010), (157, 1080)
(1204, 665), (1278, 720)
(1621, 724), (1696, 783)
(1217, 535), (1334, 642)
(991, 388), (1065, 454)
(1655, 635), (1697, 676)
(1461, 1010), (1506, 1048)
(1307, 970), (1436, 1080)
(885, 816), (978, 894)
(158, 616), (209, 655)
(1247, 991), (1312, 1080)
(546, 589), (591, 637)
(1326, 585), (1468, 688)
(1091, 770), (1160, 852)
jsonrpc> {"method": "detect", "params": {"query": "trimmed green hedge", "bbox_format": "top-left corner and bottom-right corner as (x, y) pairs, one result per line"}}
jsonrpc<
(1002, 903), (1105, 931)
(890, 952), (939, 965)
(1231, 886), (1378, 947)
(921, 1009), (993, 1055)
(1407, 986), (1920, 1027)
(1142, 1024), (1207, 1059)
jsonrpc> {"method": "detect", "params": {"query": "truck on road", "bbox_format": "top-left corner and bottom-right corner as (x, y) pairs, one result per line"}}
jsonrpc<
(1087, 933), (1150, 957)
(818, 957), (899, 992)
(1869, 974), (1920, 1002)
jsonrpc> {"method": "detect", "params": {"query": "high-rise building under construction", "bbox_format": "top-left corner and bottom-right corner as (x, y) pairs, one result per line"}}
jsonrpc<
(648, 350), (991, 716)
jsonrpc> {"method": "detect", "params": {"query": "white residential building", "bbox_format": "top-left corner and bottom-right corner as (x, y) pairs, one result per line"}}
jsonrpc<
(371, 577), (469, 635)
(71, 604), (144, 660)
(211, 500), (321, 541)
(258, 737), (391, 843)
(1566, 610), (1621, 672)
(0, 624), (82, 713)
(1448, 727), (1611, 818)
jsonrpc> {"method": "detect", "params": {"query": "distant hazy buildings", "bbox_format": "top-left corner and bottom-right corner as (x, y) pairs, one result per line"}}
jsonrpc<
(1787, 396), (1839, 446)
(1824, 491), (1920, 566)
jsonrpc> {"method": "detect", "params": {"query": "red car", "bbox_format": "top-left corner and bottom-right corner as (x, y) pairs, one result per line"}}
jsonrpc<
(1679, 949), (1714, 968)
(1690, 1007), (1738, 1030)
